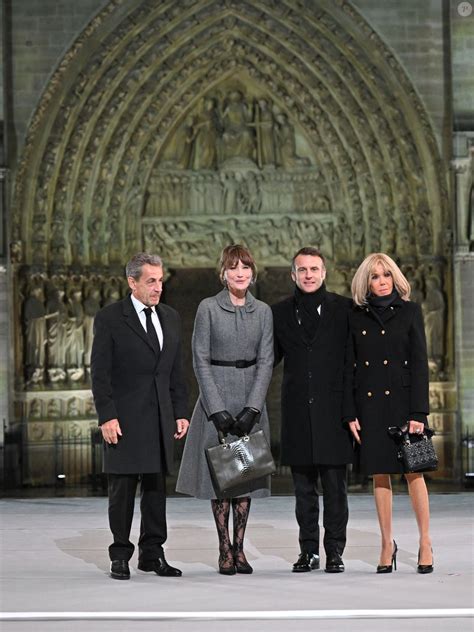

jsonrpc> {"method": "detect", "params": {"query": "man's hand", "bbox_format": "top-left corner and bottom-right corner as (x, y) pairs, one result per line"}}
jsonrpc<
(101, 418), (122, 444)
(348, 419), (361, 444)
(174, 418), (189, 439)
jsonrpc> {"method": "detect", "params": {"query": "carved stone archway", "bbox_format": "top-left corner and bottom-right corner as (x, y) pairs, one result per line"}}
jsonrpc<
(11, 0), (454, 484)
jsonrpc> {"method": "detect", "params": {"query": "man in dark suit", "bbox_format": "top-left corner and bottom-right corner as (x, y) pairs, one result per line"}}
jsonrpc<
(91, 252), (189, 580)
(272, 247), (353, 574)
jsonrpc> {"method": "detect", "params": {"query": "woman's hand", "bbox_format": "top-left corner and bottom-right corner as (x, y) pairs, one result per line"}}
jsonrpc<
(233, 407), (260, 436)
(408, 420), (425, 435)
(209, 410), (235, 434)
(348, 419), (361, 444)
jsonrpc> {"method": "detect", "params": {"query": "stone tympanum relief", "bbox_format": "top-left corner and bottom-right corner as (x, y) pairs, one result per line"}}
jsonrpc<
(143, 82), (334, 265)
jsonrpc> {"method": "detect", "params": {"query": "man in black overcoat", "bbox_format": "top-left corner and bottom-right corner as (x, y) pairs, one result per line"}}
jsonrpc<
(272, 247), (353, 573)
(91, 253), (189, 580)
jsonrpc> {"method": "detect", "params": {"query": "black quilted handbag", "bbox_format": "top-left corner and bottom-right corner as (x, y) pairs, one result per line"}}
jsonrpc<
(206, 430), (276, 494)
(388, 424), (438, 473)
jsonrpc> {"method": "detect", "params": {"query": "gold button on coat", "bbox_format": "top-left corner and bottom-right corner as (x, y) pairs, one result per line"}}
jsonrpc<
(367, 391), (372, 397)
(385, 390), (390, 395)
(381, 330), (385, 335)
(365, 361), (369, 366)
(362, 330), (367, 335)
(383, 360), (388, 365)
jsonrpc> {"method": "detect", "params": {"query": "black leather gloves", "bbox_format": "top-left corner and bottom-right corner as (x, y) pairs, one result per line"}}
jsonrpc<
(233, 407), (260, 436)
(209, 410), (235, 434)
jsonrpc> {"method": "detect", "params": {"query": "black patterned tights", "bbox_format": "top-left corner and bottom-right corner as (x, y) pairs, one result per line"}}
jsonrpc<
(211, 497), (251, 569)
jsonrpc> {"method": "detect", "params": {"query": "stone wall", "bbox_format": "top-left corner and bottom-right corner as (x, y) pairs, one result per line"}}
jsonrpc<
(5, 0), (106, 166)
(451, 0), (474, 130)
(352, 0), (451, 155)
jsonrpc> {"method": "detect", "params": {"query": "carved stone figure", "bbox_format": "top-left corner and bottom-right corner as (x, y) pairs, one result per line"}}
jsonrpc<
(253, 98), (275, 167)
(189, 97), (220, 170)
(274, 113), (309, 168)
(422, 276), (445, 376)
(83, 286), (102, 378)
(23, 284), (47, 385)
(45, 286), (67, 383)
(65, 287), (85, 382)
(221, 90), (255, 163)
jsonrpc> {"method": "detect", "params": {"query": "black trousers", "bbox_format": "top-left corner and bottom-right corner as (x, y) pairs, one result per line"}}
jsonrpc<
(291, 464), (348, 557)
(107, 472), (167, 562)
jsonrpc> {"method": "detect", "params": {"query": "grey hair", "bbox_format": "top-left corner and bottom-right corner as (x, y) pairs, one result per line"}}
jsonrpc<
(125, 253), (163, 280)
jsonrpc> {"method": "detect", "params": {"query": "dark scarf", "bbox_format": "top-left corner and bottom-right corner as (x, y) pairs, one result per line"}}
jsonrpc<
(366, 290), (400, 325)
(294, 283), (327, 341)
(367, 290), (399, 312)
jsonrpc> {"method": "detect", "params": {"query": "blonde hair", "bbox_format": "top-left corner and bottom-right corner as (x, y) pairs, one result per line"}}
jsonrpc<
(218, 244), (257, 285)
(351, 253), (411, 306)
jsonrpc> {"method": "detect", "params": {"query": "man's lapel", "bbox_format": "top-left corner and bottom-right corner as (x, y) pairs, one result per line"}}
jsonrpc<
(122, 295), (156, 354)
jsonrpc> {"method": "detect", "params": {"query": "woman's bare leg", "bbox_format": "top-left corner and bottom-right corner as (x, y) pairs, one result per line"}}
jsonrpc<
(373, 474), (394, 565)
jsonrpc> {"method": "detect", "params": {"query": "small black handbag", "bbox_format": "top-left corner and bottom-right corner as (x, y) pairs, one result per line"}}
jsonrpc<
(388, 424), (438, 473)
(205, 430), (276, 494)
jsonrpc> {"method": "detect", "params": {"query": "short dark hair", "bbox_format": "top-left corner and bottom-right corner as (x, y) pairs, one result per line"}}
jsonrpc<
(125, 253), (163, 280)
(218, 244), (257, 285)
(291, 247), (326, 273)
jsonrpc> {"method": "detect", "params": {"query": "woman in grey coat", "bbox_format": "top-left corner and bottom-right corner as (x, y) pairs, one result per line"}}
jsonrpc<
(176, 244), (273, 575)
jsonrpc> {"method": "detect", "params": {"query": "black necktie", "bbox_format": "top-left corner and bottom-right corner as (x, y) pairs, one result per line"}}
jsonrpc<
(144, 307), (160, 352)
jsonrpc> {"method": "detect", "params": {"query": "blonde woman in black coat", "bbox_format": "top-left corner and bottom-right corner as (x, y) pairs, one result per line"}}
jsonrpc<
(344, 253), (433, 574)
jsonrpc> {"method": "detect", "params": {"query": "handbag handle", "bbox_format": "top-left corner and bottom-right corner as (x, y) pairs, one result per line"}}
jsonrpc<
(217, 430), (250, 445)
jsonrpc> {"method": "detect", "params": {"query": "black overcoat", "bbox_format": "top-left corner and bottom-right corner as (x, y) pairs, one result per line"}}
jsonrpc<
(272, 291), (353, 466)
(343, 298), (429, 475)
(91, 295), (188, 474)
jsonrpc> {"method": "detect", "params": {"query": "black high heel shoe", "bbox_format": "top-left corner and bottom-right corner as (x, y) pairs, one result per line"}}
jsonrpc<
(376, 540), (398, 573)
(218, 550), (236, 575)
(417, 548), (434, 574)
(234, 551), (253, 574)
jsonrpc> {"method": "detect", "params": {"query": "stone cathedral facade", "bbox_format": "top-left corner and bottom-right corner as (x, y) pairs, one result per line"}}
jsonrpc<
(2, 0), (473, 487)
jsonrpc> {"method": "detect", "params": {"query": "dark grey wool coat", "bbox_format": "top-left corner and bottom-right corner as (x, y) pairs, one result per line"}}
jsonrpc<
(176, 289), (274, 499)
(91, 295), (188, 474)
(343, 297), (430, 475)
(272, 291), (354, 466)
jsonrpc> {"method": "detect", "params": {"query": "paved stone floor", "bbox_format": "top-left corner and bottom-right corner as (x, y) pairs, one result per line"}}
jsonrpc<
(1, 493), (473, 631)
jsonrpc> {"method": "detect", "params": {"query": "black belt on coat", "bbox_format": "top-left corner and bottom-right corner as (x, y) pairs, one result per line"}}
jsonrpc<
(210, 359), (257, 368)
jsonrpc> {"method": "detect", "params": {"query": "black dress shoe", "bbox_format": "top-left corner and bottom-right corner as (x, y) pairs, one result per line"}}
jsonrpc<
(138, 556), (182, 577)
(325, 553), (345, 573)
(292, 552), (320, 572)
(110, 560), (130, 580)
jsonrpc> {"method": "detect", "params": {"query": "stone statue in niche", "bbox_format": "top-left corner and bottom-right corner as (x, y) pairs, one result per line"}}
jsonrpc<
(23, 282), (47, 385)
(160, 115), (195, 169)
(422, 275), (446, 377)
(64, 285), (85, 382)
(333, 212), (351, 259)
(220, 90), (255, 163)
(274, 113), (309, 168)
(83, 285), (102, 380)
(253, 98), (276, 167)
(45, 284), (67, 383)
(382, 215), (397, 255)
(29, 398), (42, 419)
(189, 97), (220, 170)
(69, 213), (84, 264)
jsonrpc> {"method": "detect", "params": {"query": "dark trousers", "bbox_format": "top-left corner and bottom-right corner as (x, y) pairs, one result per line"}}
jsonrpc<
(107, 472), (167, 562)
(291, 464), (348, 557)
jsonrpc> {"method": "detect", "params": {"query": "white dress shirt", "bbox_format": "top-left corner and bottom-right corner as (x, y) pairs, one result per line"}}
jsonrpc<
(130, 294), (164, 349)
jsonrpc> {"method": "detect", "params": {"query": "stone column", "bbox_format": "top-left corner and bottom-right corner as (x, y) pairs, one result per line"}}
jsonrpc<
(452, 133), (474, 480)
